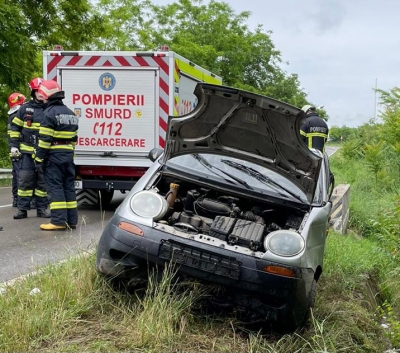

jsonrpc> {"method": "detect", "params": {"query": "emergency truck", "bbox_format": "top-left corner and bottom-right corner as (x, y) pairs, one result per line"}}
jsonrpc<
(42, 48), (222, 207)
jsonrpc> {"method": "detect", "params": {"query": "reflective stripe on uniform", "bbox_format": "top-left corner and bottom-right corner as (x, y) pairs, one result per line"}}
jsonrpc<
(9, 131), (20, 138)
(308, 132), (328, 138)
(39, 127), (55, 136)
(38, 140), (51, 149)
(50, 201), (67, 210)
(18, 189), (33, 197)
(23, 122), (40, 130)
(66, 201), (78, 209)
(20, 143), (35, 152)
(49, 145), (74, 151)
(34, 189), (47, 197)
(53, 131), (77, 139)
(12, 117), (24, 127)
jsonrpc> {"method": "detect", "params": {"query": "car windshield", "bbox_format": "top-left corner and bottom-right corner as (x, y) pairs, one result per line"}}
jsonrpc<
(165, 153), (309, 202)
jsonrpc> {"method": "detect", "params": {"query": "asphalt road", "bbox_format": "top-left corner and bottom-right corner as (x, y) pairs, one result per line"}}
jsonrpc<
(0, 189), (126, 283)
(0, 146), (338, 284)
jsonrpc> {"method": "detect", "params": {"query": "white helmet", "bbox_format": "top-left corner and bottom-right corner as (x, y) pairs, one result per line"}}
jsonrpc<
(301, 105), (315, 114)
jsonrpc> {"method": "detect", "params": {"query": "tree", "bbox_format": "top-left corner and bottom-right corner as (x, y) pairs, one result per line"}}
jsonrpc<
(0, 0), (105, 166)
(92, 0), (310, 106)
(377, 87), (400, 150)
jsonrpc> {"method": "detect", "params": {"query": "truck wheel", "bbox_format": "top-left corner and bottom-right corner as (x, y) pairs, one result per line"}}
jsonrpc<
(98, 189), (114, 209)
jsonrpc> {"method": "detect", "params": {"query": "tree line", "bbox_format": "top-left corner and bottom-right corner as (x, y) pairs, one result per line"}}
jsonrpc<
(3, 0), (389, 167)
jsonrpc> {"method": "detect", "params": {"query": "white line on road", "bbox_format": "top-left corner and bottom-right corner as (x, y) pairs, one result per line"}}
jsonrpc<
(0, 204), (12, 208)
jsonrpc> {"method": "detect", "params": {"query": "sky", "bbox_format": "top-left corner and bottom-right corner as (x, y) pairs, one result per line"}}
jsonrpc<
(151, 0), (400, 127)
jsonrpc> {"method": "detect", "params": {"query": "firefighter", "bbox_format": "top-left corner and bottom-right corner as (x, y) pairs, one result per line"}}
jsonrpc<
(10, 78), (50, 219)
(300, 105), (329, 153)
(7, 92), (26, 207)
(34, 80), (79, 231)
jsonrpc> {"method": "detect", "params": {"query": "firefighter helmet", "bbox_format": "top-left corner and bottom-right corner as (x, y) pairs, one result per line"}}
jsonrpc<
(37, 80), (61, 100)
(7, 92), (26, 109)
(301, 105), (316, 114)
(28, 77), (44, 91)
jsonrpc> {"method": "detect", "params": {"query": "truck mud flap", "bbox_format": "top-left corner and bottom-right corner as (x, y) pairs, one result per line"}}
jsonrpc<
(76, 189), (98, 206)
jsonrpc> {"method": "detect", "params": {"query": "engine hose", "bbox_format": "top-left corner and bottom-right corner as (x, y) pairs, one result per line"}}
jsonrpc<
(242, 211), (265, 225)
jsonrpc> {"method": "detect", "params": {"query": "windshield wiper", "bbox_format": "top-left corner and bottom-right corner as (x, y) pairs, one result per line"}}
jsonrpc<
(221, 159), (303, 201)
(192, 154), (253, 190)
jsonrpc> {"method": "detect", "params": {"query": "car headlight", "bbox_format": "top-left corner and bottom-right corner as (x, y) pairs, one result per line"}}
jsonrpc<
(130, 190), (169, 220)
(265, 230), (305, 257)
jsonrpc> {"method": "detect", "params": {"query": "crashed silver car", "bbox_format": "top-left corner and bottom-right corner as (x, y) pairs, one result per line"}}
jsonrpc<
(96, 83), (334, 330)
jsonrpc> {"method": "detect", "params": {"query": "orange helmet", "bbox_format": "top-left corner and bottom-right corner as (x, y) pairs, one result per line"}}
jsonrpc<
(28, 77), (44, 91)
(8, 92), (26, 109)
(37, 80), (61, 100)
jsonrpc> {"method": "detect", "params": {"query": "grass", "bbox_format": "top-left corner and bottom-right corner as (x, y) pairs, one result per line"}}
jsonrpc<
(0, 178), (11, 187)
(0, 230), (396, 352)
(1, 150), (400, 352)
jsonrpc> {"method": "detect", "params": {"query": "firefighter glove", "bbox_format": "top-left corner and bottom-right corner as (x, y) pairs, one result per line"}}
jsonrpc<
(10, 147), (20, 158)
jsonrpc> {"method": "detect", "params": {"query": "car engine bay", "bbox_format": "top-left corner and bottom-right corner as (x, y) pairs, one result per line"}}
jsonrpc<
(150, 176), (308, 252)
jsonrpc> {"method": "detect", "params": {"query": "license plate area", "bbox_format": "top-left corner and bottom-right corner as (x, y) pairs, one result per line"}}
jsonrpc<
(159, 240), (241, 280)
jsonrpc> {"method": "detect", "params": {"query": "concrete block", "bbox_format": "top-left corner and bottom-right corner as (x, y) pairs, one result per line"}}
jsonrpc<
(329, 184), (350, 234)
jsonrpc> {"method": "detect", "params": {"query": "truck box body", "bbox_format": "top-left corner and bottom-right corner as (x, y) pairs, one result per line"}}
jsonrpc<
(43, 50), (222, 206)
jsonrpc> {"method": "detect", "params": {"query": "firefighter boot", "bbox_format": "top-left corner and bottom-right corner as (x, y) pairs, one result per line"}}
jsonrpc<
(40, 223), (66, 231)
(37, 209), (51, 218)
(13, 210), (28, 219)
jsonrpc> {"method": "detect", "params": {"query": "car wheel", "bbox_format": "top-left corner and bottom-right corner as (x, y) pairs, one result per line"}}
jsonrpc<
(301, 279), (317, 330)
(98, 189), (114, 209)
(308, 279), (317, 308)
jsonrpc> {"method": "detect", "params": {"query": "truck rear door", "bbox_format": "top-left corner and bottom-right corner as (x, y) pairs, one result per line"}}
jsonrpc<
(59, 67), (158, 159)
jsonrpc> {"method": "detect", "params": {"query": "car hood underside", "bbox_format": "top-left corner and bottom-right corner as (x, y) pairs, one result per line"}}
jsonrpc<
(163, 83), (322, 203)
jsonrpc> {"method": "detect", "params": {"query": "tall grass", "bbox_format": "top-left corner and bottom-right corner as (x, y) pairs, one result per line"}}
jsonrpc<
(0, 235), (395, 353)
(329, 151), (400, 238)
(0, 251), (98, 352)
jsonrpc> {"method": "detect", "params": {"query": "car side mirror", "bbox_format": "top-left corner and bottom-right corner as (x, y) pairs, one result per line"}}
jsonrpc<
(148, 148), (163, 162)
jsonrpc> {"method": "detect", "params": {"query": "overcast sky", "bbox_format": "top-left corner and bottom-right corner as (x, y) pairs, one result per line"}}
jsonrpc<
(151, 0), (400, 127)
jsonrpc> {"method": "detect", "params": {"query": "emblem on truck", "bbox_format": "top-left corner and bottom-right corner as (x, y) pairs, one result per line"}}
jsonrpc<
(99, 73), (116, 91)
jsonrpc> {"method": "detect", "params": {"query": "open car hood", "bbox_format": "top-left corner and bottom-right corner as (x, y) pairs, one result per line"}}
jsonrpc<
(163, 83), (322, 203)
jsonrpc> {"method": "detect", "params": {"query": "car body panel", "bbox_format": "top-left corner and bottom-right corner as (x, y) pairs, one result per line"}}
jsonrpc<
(163, 84), (322, 203)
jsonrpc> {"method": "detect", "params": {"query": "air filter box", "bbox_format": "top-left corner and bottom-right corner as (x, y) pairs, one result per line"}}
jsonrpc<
(228, 219), (265, 251)
(209, 216), (236, 241)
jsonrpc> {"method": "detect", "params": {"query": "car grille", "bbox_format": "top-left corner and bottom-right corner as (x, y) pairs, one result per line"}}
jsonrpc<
(159, 240), (241, 280)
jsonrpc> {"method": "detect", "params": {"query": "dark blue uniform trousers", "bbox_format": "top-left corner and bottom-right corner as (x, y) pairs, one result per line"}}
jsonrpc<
(44, 152), (78, 226)
(18, 153), (48, 210)
(11, 159), (20, 201)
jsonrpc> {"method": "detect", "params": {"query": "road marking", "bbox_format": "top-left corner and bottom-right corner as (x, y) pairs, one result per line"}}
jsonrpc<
(1, 249), (95, 288)
(0, 204), (12, 208)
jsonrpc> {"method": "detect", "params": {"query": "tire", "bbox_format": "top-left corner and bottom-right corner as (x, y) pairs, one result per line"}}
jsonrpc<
(308, 279), (317, 308)
(280, 280), (317, 332)
(98, 189), (114, 209)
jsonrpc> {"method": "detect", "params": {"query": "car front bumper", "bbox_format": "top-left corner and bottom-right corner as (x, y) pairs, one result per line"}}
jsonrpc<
(96, 214), (315, 325)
